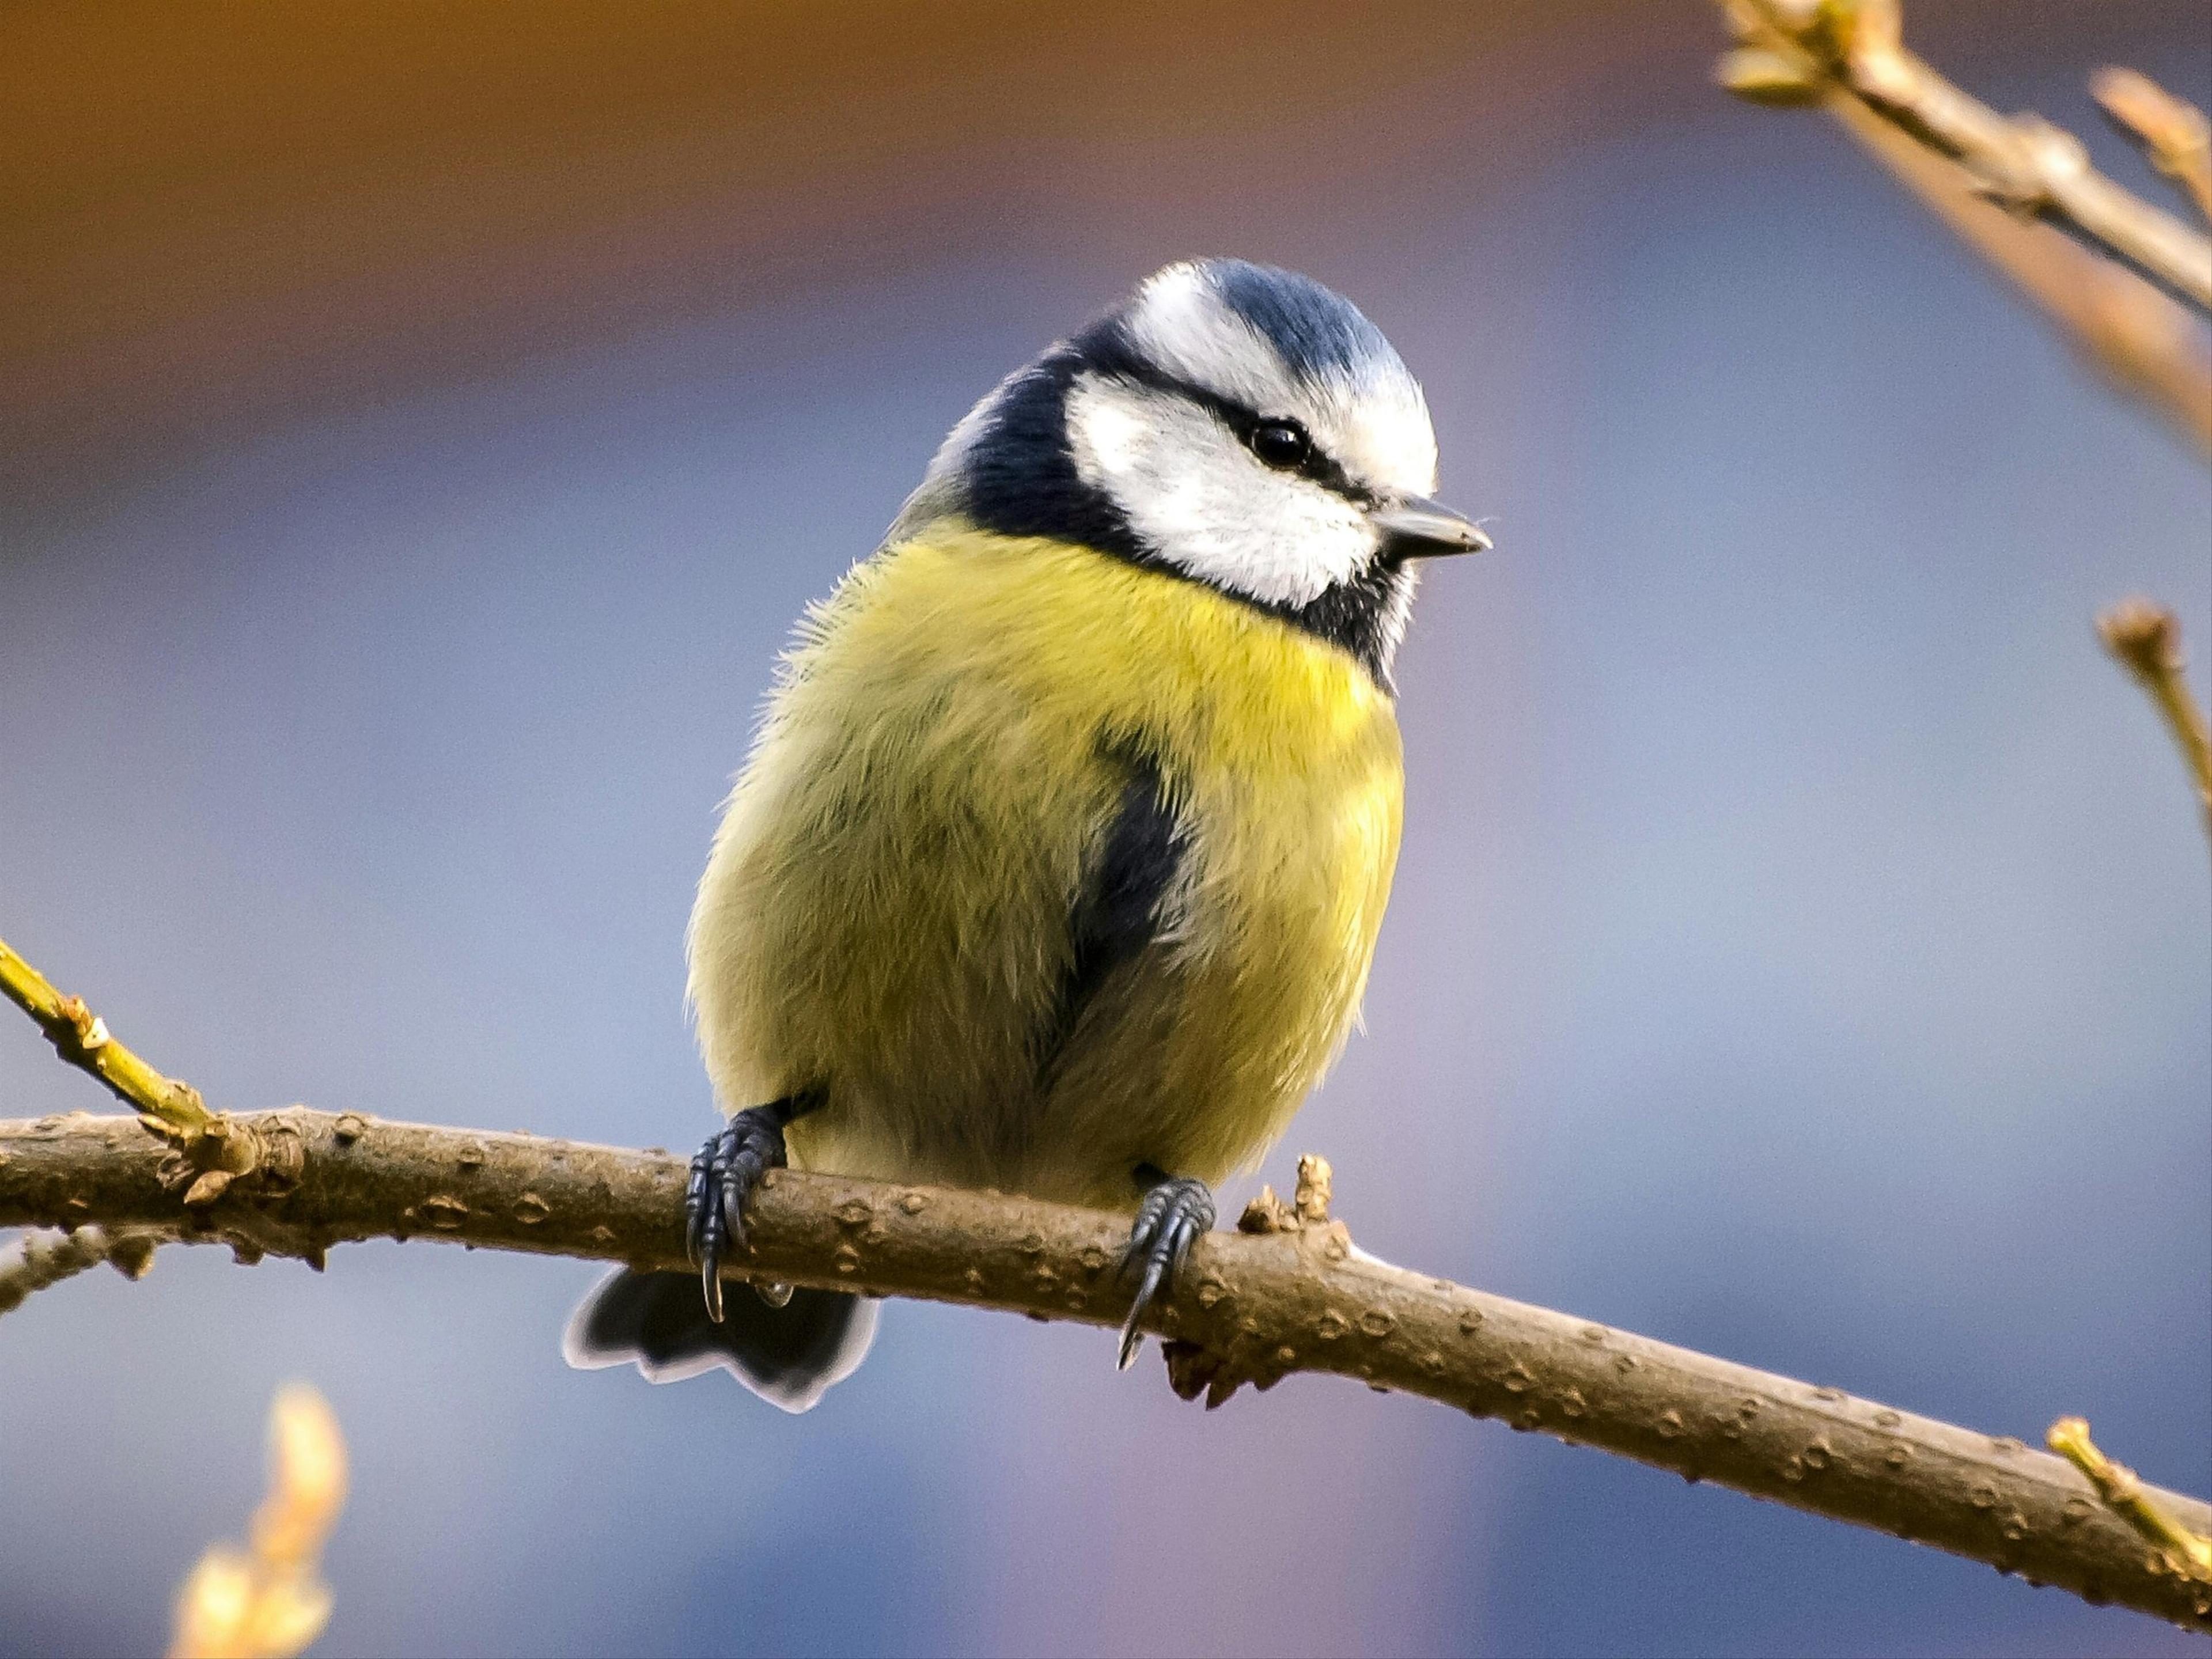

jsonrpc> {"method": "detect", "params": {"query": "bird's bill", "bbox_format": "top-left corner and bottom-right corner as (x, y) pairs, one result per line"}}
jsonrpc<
(1370, 495), (1491, 560)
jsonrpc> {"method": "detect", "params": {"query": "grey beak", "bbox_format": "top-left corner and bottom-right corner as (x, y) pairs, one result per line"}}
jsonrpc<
(1371, 495), (1493, 562)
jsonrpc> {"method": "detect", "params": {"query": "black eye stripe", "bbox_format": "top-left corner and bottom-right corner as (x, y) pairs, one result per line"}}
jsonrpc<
(1187, 392), (1374, 505)
(1170, 388), (1365, 498)
(1075, 328), (1377, 507)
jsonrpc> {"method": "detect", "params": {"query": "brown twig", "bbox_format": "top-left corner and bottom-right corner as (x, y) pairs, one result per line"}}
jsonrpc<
(2098, 599), (2212, 843)
(2094, 68), (2212, 229)
(1714, 1), (2212, 454)
(1718, 1), (2212, 310)
(3, 1104), (2209, 1630)
(1834, 94), (2212, 454)
(0, 1223), (159, 1317)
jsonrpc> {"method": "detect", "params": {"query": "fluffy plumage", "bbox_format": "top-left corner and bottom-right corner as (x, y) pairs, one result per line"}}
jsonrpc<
(572, 259), (1470, 1409)
(688, 531), (1404, 1206)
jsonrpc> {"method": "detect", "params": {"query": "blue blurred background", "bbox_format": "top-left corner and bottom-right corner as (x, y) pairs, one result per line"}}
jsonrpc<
(3, 5), (2206, 1654)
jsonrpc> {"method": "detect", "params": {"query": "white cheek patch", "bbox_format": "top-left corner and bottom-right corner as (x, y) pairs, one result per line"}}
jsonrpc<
(1066, 374), (1377, 609)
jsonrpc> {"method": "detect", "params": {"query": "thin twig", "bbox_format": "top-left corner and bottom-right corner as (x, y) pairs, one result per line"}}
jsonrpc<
(1713, 2), (2212, 454)
(0, 933), (278, 1203)
(0, 1224), (159, 1317)
(3, 1105), (2209, 1631)
(0, 935), (212, 1134)
(2098, 599), (2212, 843)
(2093, 68), (2212, 229)
(2049, 1416), (2212, 1588)
(1718, 0), (2212, 313)
(1825, 92), (2212, 454)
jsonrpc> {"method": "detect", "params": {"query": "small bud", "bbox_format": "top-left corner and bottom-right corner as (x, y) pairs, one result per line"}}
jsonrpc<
(1718, 48), (1824, 106)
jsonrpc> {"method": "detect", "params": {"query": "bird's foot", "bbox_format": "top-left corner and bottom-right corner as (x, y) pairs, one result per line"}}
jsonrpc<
(684, 1104), (793, 1323)
(1118, 1171), (1215, 1369)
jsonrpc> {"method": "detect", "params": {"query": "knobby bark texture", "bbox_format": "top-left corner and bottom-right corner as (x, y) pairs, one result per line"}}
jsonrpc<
(5, 1106), (2209, 1631)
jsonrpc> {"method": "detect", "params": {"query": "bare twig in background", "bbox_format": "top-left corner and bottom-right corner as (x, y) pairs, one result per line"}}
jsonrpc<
(1834, 95), (2212, 453)
(2097, 600), (2212, 843)
(2094, 67), (2212, 228)
(1704, 11), (2212, 1630)
(1715, 0), (2212, 454)
(1713, 6), (2212, 817)
(0, 1224), (158, 1317)
(170, 1384), (348, 1659)
(2048, 1416), (2212, 1593)
(1717, 0), (2212, 309)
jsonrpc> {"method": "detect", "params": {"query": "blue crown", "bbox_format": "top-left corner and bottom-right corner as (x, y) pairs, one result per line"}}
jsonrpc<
(1195, 258), (1404, 386)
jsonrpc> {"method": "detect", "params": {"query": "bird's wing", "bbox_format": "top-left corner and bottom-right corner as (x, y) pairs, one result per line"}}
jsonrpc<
(1032, 743), (1185, 1083)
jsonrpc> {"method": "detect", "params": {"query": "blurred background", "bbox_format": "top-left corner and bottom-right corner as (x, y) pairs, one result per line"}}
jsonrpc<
(3, 3), (2207, 1654)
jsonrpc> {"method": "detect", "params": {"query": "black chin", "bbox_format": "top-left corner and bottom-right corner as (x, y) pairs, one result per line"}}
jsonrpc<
(1262, 561), (1415, 692)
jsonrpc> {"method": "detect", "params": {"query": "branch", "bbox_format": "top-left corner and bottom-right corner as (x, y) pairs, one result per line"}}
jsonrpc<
(1718, 0), (2212, 310)
(2094, 68), (2212, 230)
(0, 1224), (159, 1316)
(7, 928), (2209, 1631)
(1715, 1), (2212, 454)
(2097, 600), (2212, 844)
(4, 1105), (2209, 1631)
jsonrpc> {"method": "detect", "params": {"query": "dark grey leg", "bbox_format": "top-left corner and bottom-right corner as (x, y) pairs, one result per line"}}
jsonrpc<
(1117, 1162), (1216, 1369)
(685, 1091), (823, 1322)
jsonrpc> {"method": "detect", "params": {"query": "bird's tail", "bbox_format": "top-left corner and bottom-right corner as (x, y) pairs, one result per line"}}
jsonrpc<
(563, 1268), (878, 1413)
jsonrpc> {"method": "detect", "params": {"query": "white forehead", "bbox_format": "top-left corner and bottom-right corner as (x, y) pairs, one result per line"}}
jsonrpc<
(1122, 263), (1438, 497)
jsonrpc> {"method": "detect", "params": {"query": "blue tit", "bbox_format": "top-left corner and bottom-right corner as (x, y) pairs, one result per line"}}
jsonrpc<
(565, 258), (1487, 1411)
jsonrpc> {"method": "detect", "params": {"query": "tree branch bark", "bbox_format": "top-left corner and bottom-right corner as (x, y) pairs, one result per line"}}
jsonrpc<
(4, 1105), (2208, 1633)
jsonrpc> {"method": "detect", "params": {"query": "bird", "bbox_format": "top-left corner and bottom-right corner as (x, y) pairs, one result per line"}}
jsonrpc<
(564, 257), (1487, 1411)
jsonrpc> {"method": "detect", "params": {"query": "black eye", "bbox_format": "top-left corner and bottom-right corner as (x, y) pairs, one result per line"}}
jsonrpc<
(1247, 418), (1311, 470)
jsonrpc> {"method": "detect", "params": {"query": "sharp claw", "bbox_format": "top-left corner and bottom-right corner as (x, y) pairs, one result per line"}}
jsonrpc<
(700, 1248), (725, 1324)
(684, 1160), (709, 1267)
(720, 1171), (747, 1252)
(1116, 1315), (1146, 1370)
(1118, 1252), (1170, 1369)
(1119, 1205), (1165, 1282)
(683, 1106), (801, 1325)
(1116, 1175), (1215, 1370)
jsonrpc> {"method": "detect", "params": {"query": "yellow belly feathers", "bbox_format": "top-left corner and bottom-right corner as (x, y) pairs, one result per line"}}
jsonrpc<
(686, 528), (1404, 1210)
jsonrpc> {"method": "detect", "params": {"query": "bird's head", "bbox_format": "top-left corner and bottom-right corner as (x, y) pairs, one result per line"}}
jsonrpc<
(892, 258), (1487, 687)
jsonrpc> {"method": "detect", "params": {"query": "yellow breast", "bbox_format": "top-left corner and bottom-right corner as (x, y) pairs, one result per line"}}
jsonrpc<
(687, 527), (1405, 1206)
